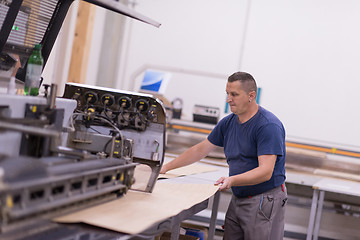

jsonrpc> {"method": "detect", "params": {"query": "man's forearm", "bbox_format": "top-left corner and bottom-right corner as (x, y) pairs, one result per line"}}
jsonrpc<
(161, 139), (215, 173)
(163, 145), (203, 172)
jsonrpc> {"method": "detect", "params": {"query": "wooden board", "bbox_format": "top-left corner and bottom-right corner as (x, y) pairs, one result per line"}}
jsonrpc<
(54, 182), (219, 235)
(67, 1), (96, 84)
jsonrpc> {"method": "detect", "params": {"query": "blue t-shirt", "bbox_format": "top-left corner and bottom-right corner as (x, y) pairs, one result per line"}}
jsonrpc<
(207, 106), (286, 198)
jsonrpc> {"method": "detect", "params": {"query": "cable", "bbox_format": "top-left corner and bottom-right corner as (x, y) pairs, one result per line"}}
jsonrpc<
(69, 111), (124, 158)
(69, 112), (85, 132)
(154, 140), (160, 153)
(93, 114), (124, 158)
(89, 126), (101, 134)
(102, 104), (114, 120)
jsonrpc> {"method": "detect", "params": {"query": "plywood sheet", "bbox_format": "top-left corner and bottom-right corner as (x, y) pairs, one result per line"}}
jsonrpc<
(159, 164), (217, 179)
(54, 182), (218, 235)
(159, 156), (218, 179)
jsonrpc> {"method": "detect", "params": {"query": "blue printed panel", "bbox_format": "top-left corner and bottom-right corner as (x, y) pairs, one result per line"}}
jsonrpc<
(140, 70), (165, 93)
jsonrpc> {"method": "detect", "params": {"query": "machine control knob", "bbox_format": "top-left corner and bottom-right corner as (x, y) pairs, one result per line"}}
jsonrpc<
(135, 99), (149, 112)
(101, 94), (115, 107)
(148, 104), (158, 122)
(119, 96), (132, 109)
(72, 88), (82, 100)
(84, 91), (98, 104)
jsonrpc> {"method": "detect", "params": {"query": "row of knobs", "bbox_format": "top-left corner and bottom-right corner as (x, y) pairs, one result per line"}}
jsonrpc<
(83, 91), (150, 112)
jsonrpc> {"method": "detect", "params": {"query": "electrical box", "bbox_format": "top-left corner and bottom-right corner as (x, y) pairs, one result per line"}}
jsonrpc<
(193, 104), (219, 125)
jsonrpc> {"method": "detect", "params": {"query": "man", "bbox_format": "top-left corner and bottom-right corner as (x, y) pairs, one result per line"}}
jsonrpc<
(160, 71), (287, 240)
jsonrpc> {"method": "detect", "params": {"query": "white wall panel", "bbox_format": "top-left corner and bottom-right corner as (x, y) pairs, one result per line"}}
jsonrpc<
(241, 0), (360, 150)
(52, 0), (360, 151)
(118, 0), (249, 122)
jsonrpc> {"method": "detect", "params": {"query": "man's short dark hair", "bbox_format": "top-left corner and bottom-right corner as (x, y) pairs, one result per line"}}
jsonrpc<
(228, 71), (257, 94)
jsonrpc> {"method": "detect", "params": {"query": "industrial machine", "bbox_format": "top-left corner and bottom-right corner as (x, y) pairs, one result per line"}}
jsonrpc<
(62, 82), (167, 193)
(0, 86), (136, 232)
(0, 0), (165, 239)
(0, 82), (167, 232)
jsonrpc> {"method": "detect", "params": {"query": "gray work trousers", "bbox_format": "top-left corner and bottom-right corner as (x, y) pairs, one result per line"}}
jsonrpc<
(223, 184), (287, 240)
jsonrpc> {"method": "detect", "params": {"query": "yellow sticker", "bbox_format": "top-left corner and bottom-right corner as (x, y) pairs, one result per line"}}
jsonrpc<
(6, 195), (13, 208)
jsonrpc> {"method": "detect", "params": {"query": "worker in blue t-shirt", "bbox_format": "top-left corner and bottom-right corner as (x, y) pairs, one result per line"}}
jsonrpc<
(160, 71), (287, 240)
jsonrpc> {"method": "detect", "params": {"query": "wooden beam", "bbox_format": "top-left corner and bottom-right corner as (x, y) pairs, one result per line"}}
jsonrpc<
(67, 1), (96, 84)
(23, 0), (40, 47)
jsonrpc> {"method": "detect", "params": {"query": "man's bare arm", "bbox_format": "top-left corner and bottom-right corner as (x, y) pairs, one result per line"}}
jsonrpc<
(215, 154), (276, 190)
(160, 139), (216, 174)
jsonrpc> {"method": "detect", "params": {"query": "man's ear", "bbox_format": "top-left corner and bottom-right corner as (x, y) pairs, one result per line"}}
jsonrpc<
(249, 90), (256, 102)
